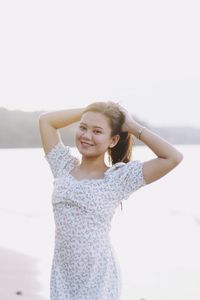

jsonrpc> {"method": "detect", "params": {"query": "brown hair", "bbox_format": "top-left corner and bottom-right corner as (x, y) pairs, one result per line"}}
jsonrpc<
(82, 101), (134, 211)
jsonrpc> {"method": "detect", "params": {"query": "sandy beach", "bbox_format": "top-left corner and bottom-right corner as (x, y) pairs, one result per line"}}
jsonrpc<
(0, 247), (48, 300)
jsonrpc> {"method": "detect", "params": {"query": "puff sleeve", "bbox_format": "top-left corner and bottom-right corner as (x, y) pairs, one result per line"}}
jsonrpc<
(44, 142), (79, 178)
(113, 160), (147, 201)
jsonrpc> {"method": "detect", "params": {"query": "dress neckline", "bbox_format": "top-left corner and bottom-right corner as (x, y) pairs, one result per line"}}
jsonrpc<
(67, 161), (125, 183)
(68, 165), (111, 182)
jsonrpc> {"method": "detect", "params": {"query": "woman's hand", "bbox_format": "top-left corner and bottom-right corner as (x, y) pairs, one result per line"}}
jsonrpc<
(118, 105), (140, 133)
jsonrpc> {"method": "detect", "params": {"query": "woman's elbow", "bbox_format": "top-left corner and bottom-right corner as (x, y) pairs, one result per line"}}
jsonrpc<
(172, 151), (184, 167)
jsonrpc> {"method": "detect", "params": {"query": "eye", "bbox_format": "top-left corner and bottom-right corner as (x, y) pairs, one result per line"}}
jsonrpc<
(94, 130), (102, 134)
(79, 125), (86, 130)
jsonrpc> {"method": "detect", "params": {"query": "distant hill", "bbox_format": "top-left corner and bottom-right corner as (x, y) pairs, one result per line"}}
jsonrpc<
(151, 126), (200, 145)
(0, 107), (200, 148)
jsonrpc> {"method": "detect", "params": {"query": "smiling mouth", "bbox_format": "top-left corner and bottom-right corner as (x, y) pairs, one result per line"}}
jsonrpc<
(81, 141), (94, 146)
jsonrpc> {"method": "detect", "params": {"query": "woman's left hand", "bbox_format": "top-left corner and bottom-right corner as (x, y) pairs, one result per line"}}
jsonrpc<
(118, 105), (136, 132)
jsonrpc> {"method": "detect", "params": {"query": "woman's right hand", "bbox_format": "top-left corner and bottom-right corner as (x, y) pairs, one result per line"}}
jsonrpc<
(118, 105), (140, 133)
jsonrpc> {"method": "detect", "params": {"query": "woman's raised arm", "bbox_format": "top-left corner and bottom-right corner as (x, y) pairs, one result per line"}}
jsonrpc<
(120, 106), (183, 184)
(38, 108), (84, 155)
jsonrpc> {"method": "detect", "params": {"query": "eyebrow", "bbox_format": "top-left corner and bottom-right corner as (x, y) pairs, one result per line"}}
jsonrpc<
(80, 122), (104, 130)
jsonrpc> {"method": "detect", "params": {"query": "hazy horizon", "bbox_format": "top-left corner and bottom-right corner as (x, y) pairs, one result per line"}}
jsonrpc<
(1, 105), (200, 129)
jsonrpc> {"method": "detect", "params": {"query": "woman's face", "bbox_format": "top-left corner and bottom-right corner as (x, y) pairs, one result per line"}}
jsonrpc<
(75, 111), (119, 158)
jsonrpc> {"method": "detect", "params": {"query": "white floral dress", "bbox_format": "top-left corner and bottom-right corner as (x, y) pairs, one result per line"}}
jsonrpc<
(44, 141), (146, 300)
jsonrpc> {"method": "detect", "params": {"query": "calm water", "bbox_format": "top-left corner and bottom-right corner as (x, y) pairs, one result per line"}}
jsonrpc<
(0, 145), (200, 300)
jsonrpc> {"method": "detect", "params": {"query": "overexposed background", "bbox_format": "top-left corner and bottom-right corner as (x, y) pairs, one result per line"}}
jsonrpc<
(0, 1), (200, 300)
(0, 0), (199, 126)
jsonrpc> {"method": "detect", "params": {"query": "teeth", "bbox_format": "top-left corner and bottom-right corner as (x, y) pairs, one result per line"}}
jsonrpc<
(82, 142), (92, 146)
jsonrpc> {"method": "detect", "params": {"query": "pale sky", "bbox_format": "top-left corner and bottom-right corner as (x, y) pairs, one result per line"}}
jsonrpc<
(0, 0), (199, 126)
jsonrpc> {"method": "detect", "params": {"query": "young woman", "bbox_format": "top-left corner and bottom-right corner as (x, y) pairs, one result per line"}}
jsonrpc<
(39, 101), (183, 300)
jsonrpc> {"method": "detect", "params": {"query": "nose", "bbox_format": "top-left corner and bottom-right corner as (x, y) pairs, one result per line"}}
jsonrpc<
(82, 129), (92, 140)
